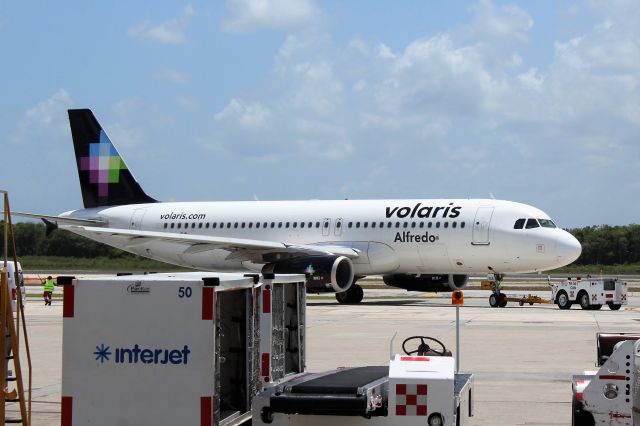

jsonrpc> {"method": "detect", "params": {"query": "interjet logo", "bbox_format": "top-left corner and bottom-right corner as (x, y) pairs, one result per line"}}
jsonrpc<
(93, 343), (191, 365)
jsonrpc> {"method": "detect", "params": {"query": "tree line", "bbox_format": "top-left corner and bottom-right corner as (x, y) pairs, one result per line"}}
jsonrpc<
(1, 221), (639, 266)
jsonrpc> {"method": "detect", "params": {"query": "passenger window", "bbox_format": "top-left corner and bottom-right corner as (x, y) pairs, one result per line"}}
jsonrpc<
(419, 222), (424, 228)
(206, 223), (210, 229)
(264, 222), (268, 228)
(241, 222), (246, 228)
(395, 222), (400, 228)
(198, 223), (203, 229)
(363, 222), (368, 228)
(324, 221), (329, 228)
(348, 222), (353, 228)
(293, 222), (298, 228)
(248, 223), (253, 228)
(387, 222), (392, 228)
(428, 222), (432, 228)
(170, 223), (175, 229)
(256, 222), (260, 228)
(185, 223), (189, 228)
(525, 219), (540, 229)
(278, 222), (282, 228)
(380, 222), (384, 228)
(403, 222), (408, 228)
(461, 222), (465, 228)
(286, 222), (290, 228)
(371, 222), (376, 228)
(444, 222), (448, 228)
(356, 222), (360, 228)
(411, 222), (416, 228)
(316, 222), (320, 228)
(300, 222), (305, 228)
(271, 222), (275, 228)
(452, 222), (457, 228)
(227, 223), (231, 228)
(436, 222), (440, 228)
(308, 222), (313, 228)
(514, 219), (525, 229)
(163, 223), (168, 229)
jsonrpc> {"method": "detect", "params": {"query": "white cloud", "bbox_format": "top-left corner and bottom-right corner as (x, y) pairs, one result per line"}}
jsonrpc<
(10, 89), (73, 144)
(129, 4), (196, 44)
(215, 98), (271, 128)
(466, 0), (533, 42)
(155, 69), (187, 84)
(221, 0), (319, 34)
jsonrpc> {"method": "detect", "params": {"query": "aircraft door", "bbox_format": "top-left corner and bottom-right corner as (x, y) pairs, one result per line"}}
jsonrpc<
(322, 218), (331, 236)
(129, 209), (147, 230)
(472, 206), (494, 245)
(334, 218), (343, 236)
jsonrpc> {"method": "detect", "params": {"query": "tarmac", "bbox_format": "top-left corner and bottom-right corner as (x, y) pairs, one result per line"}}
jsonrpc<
(13, 288), (640, 425)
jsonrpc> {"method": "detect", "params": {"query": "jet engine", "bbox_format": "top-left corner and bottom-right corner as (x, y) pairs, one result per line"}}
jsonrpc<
(382, 274), (468, 292)
(263, 255), (355, 293)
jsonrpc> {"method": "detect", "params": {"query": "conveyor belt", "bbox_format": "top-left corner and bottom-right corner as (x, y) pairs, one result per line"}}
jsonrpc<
(270, 366), (388, 416)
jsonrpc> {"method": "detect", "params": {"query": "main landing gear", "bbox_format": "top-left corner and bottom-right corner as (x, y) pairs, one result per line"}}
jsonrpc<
(335, 283), (364, 304)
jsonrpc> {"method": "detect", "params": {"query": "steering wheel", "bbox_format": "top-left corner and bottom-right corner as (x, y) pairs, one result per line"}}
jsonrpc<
(402, 336), (447, 356)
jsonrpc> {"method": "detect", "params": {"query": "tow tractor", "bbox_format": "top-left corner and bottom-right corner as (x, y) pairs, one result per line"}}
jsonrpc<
(571, 333), (640, 425)
(252, 335), (473, 426)
(551, 277), (627, 310)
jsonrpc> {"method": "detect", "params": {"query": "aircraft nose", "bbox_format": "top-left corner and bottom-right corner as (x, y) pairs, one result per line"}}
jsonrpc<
(556, 231), (582, 266)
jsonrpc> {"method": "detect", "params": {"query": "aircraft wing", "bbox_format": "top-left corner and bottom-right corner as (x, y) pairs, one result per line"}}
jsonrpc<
(68, 225), (360, 262)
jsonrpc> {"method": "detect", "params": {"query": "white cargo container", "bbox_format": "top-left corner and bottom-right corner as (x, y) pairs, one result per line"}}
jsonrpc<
(60, 272), (306, 426)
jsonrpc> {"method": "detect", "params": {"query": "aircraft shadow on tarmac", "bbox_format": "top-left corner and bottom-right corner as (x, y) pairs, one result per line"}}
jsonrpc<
(306, 299), (559, 309)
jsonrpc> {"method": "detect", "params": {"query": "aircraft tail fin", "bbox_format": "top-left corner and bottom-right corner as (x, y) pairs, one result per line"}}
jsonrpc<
(68, 109), (156, 208)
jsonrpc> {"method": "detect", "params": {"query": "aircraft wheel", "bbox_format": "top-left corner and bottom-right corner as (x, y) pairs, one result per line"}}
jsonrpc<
(335, 284), (363, 304)
(578, 292), (590, 310)
(557, 292), (571, 310)
(498, 294), (508, 307)
(608, 303), (622, 311)
(489, 294), (499, 308)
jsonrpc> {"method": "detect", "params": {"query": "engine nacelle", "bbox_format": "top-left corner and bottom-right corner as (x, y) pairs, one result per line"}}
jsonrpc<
(263, 256), (354, 293)
(382, 274), (468, 292)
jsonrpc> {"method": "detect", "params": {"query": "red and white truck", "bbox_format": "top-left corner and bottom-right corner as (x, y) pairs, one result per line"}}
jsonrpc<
(551, 277), (627, 310)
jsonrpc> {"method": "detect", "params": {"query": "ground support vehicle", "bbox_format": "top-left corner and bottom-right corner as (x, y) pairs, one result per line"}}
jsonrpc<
(571, 333), (640, 425)
(252, 336), (473, 426)
(61, 271), (306, 426)
(551, 278), (627, 310)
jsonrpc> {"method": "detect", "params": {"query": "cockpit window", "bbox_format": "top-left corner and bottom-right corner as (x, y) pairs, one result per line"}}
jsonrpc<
(538, 219), (556, 228)
(525, 218), (540, 229)
(514, 219), (525, 229)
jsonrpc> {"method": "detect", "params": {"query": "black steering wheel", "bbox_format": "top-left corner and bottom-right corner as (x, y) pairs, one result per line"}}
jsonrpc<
(402, 336), (447, 356)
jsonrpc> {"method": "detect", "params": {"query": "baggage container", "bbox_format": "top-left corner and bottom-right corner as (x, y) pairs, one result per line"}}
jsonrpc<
(60, 272), (306, 426)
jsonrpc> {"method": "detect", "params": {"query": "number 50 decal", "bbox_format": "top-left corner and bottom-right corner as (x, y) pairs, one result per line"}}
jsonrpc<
(178, 286), (192, 298)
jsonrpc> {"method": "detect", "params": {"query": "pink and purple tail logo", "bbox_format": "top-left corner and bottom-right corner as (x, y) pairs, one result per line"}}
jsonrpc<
(79, 130), (127, 197)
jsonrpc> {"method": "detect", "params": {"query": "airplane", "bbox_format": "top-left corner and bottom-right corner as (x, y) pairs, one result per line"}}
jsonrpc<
(14, 109), (582, 304)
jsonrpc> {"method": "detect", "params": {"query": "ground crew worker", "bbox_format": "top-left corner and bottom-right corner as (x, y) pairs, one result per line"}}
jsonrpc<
(43, 276), (55, 306)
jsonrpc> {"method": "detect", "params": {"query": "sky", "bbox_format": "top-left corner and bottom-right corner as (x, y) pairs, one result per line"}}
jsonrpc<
(0, 0), (638, 228)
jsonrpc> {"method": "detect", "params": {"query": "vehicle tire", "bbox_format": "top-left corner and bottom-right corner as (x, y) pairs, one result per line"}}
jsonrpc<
(557, 292), (571, 310)
(498, 294), (508, 307)
(336, 291), (350, 304)
(578, 292), (590, 310)
(489, 294), (499, 308)
(590, 304), (602, 310)
(519, 300), (524, 306)
(572, 395), (594, 426)
(608, 303), (622, 311)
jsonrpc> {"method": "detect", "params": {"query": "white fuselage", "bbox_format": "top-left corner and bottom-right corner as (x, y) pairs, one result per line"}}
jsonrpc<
(63, 198), (582, 276)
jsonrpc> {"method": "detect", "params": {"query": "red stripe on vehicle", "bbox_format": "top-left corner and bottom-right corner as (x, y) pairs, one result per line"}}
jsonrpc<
(400, 356), (430, 362)
(61, 396), (72, 426)
(202, 287), (214, 320)
(576, 392), (583, 401)
(201, 396), (212, 426)
(599, 375), (626, 380)
(63, 285), (75, 318)
(263, 285), (271, 314)
(262, 353), (270, 377)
